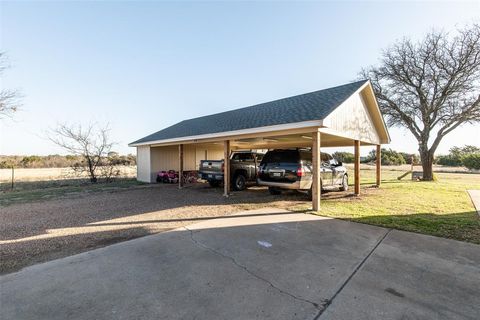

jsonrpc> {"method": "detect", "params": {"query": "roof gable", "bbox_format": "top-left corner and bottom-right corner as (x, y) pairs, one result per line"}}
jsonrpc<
(131, 80), (368, 145)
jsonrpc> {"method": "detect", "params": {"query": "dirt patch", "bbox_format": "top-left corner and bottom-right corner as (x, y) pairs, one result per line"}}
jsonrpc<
(0, 183), (313, 274)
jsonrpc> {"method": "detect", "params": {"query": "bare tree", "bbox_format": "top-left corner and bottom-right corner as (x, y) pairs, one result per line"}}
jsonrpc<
(49, 123), (115, 183)
(361, 24), (480, 180)
(0, 53), (22, 118)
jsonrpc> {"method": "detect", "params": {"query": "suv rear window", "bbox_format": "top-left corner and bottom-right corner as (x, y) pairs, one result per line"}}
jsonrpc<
(262, 150), (300, 164)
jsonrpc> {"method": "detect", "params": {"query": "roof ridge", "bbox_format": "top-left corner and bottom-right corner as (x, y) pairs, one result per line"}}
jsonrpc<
(130, 79), (369, 145)
(180, 79), (369, 123)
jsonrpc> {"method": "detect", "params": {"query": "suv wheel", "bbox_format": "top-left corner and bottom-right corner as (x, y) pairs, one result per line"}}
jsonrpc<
(340, 175), (348, 191)
(233, 174), (246, 191)
(307, 188), (312, 200)
(268, 187), (281, 195)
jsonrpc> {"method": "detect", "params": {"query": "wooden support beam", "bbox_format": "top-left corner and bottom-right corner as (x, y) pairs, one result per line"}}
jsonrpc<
(223, 140), (231, 197)
(376, 144), (381, 187)
(178, 144), (184, 189)
(312, 131), (321, 211)
(354, 140), (360, 195)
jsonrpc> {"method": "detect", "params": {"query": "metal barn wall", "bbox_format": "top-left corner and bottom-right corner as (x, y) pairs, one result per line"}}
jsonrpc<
(147, 144), (224, 181)
(150, 145), (178, 181)
(136, 146), (152, 183)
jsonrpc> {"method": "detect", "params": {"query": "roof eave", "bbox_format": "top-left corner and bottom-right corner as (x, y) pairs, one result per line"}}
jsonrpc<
(364, 80), (391, 144)
(128, 120), (324, 147)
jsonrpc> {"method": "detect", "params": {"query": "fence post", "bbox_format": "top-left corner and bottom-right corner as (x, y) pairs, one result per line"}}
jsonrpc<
(11, 166), (15, 190)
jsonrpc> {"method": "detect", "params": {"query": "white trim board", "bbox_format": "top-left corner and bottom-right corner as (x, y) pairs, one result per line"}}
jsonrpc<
(129, 120), (324, 147)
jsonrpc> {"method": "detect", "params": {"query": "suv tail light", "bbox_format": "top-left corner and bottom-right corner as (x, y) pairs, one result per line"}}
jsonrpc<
(297, 166), (304, 177)
(221, 163), (225, 172)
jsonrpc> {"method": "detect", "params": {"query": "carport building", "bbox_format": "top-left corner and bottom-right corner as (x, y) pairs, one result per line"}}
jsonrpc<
(129, 80), (390, 210)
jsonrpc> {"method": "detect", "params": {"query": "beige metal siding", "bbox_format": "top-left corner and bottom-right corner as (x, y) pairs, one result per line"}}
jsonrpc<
(184, 145), (196, 171)
(193, 146), (223, 169)
(206, 147), (224, 161)
(195, 148), (207, 170)
(136, 146), (152, 182)
(323, 92), (380, 144)
(151, 146), (179, 174)
(149, 144), (224, 177)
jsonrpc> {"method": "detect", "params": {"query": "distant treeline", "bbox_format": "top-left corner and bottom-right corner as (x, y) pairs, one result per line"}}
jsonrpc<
(332, 150), (419, 166)
(435, 146), (480, 169)
(0, 153), (136, 169)
(333, 145), (480, 170)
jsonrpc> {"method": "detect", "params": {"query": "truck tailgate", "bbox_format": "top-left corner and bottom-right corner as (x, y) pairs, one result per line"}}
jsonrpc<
(199, 160), (224, 174)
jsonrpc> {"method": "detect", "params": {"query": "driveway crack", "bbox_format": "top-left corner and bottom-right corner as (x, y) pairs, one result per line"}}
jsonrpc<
(312, 228), (392, 320)
(184, 227), (324, 313)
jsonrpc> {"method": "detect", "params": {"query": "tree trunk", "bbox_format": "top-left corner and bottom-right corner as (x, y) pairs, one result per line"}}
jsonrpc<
(419, 149), (434, 181)
(86, 157), (97, 183)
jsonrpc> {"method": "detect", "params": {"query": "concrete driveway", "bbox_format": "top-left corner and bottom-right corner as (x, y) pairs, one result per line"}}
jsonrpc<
(1, 208), (479, 320)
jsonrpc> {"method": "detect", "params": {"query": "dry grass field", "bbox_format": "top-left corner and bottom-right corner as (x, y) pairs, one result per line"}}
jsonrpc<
(0, 165), (138, 204)
(0, 164), (470, 184)
(0, 166), (136, 183)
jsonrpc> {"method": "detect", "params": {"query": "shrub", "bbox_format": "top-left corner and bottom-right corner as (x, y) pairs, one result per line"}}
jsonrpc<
(332, 152), (354, 163)
(462, 153), (480, 170)
(400, 152), (420, 165)
(0, 160), (14, 169)
(20, 155), (42, 168)
(436, 154), (462, 166)
(436, 145), (480, 167)
(365, 148), (406, 166)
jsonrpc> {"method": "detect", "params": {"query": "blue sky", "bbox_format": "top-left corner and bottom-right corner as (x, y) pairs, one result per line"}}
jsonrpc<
(1, 1), (479, 156)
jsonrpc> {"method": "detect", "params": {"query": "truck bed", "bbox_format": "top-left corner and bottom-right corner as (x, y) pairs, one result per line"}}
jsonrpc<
(199, 160), (224, 182)
(199, 160), (224, 174)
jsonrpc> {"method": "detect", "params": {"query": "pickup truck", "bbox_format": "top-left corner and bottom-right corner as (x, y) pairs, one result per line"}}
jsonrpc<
(199, 151), (264, 191)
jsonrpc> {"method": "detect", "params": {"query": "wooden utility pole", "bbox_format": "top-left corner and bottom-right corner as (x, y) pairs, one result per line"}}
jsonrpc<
(223, 140), (230, 197)
(178, 144), (184, 189)
(354, 140), (360, 196)
(376, 145), (381, 187)
(11, 166), (14, 190)
(312, 131), (321, 211)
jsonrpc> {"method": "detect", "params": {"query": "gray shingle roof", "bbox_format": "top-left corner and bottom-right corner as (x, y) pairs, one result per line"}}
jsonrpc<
(131, 80), (368, 145)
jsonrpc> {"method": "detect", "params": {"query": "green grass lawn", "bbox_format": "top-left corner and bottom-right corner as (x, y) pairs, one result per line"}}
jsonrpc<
(291, 169), (480, 244)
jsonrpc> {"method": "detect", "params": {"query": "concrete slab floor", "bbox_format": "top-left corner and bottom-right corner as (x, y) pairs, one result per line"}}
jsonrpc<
(1, 208), (479, 320)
